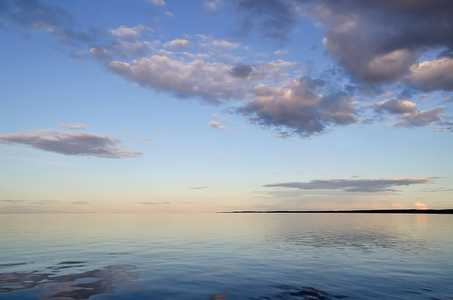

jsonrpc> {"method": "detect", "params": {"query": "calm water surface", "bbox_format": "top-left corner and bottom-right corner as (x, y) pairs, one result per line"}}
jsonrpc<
(0, 213), (452, 299)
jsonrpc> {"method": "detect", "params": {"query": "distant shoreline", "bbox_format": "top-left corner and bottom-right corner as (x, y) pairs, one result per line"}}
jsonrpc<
(222, 209), (453, 214)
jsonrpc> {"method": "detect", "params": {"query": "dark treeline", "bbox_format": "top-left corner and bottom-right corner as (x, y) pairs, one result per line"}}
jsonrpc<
(223, 209), (453, 214)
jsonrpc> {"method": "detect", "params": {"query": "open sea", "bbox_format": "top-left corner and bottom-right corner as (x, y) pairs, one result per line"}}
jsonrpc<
(0, 213), (452, 299)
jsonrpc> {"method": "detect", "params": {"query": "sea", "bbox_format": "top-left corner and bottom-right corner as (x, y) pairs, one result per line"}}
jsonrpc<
(0, 213), (452, 299)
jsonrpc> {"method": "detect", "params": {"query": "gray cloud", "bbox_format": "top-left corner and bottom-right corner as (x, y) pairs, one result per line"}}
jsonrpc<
(189, 186), (210, 190)
(0, 129), (142, 159)
(376, 99), (416, 114)
(238, 77), (356, 137)
(410, 58), (453, 91)
(70, 201), (88, 205)
(234, 0), (299, 43)
(0, 0), (92, 44)
(264, 178), (431, 193)
(395, 106), (446, 127)
(230, 63), (253, 79)
(1, 0), (450, 140)
(375, 99), (446, 127)
(310, 0), (453, 86)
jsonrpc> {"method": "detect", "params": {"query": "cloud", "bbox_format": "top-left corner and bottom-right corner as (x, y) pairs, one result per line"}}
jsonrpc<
(414, 201), (428, 209)
(212, 113), (227, 120)
(108, 55), (251, 103)
(204, 0), (223, 11)
(234, 0), (301, 43)
(58, 123), (86, 130)
(238, 77), (356, 137)
(135, 201), (171, 205)
(148, 0), (165, 6)
(2, 0), (450, 140)
(0, 129), (142, 159)
(376, 99), (417, 115)
(309, 0), (453, 86)
(274, 50), (288, 56)
(410, 58), (453, 91)
(229, 63), (253, 79)
(209, 121), (230, 130)
(376, 99), (446, 127)
(164, 39), (191, 48)
(71, 201), (88, 205)
(109, 25), (147, 38)
(0, 0), (92, 44)
(189, 186), (210, 189)
(395, 107), (446, 127)
(264, 178), (431, 193)
(211, 39), (239, 49)
(89, 47), (111, 59)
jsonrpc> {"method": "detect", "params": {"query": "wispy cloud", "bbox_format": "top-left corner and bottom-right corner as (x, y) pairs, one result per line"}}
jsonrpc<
(148, 0), (165, 6)
(0, 129), (142, 159)
(58, 123), (86, 130)
(135, 201), (171, 205)
(189, 186), (210, 190)
(264, 178), (431, 193)
(109, 25), (148, 38)
(209, 121), (230, 131)
(164, 39), (191, 48)
(204, 0), (223, 12)
(212, 113), (227, 121)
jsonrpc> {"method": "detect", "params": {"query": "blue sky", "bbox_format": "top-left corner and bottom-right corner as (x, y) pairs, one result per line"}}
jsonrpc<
(1, 0), (452, 213)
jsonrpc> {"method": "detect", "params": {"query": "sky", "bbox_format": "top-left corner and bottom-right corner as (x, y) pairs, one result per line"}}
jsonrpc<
(0, 0), (452, 213)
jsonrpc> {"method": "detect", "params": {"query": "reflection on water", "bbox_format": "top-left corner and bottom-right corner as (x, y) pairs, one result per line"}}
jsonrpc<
(251, 285), (349, 300)
(0, 213), (452, 299)
(0, 264), (137, 299)
(268, 229), (432, 256)
(265, 214), (437, 257)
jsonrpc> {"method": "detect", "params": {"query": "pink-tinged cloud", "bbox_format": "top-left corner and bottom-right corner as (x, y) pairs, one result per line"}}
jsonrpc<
(0, 129), (142, 159)
(58, 123), (86, 130)
(209, 121), (230, 130)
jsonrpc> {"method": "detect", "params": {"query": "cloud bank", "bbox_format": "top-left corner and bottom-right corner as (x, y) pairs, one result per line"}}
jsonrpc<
(264, 178), (431, 193)
(1, 0), (452, 138)
(0, 129), (142, 159)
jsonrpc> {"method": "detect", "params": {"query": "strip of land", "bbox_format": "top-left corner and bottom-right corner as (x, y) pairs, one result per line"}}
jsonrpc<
(222, 209), (453, 214)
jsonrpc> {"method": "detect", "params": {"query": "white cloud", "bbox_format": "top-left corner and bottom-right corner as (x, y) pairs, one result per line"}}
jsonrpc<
(211, 39), (239, 49)
(108, 55), (251, 103)
(164, 39), (191, 48)
(274, 50), (288, 56)
(109, 25), (147, 37)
